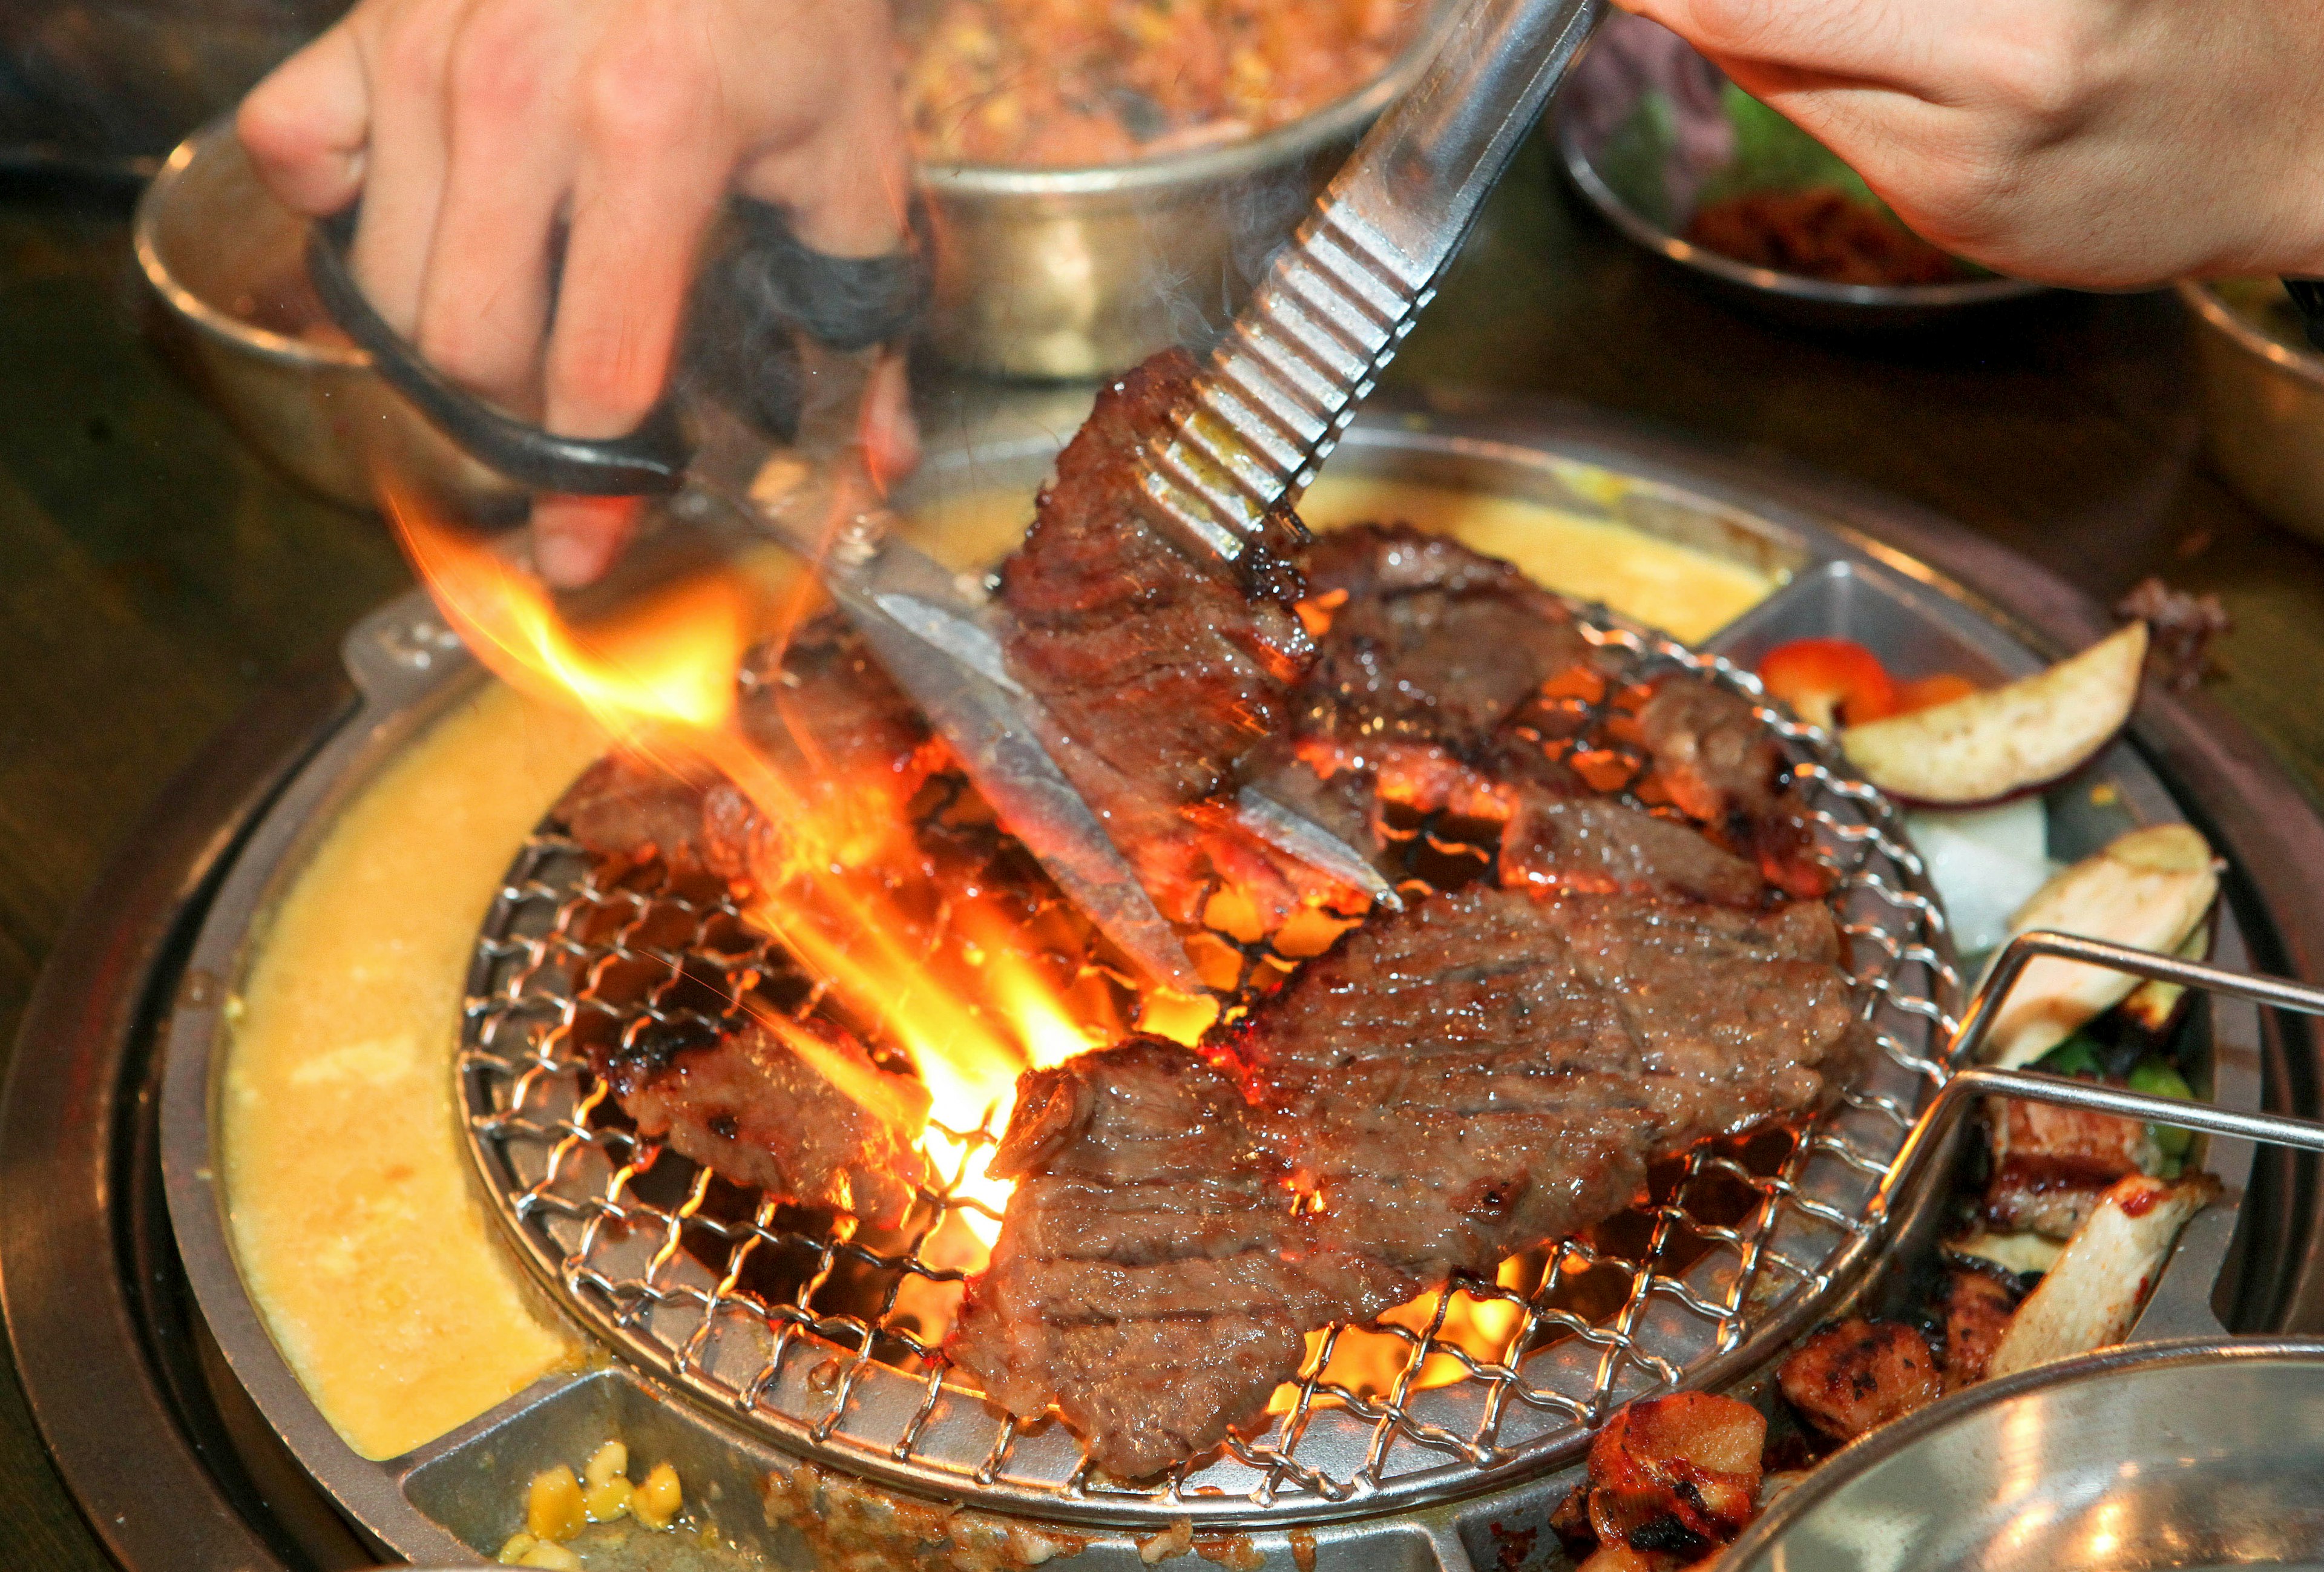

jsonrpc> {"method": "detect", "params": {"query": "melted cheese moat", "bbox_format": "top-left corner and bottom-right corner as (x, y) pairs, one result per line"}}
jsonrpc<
(223, 684), (605, 1460)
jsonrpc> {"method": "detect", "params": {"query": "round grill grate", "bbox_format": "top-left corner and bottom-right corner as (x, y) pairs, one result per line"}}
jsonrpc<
(458, 619), (1957, 1527)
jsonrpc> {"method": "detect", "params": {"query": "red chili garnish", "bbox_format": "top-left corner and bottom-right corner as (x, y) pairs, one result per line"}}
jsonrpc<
(1757, 637), (1899, 729)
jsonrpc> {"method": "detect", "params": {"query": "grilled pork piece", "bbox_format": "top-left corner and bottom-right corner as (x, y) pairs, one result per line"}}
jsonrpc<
(1934, 1262), (2023, 1390)
(1982, 1096), (2158, 1237)
(950, 886), (1865, 1475)
(995, 349), (1326, 922)
(1777, 1318), (1943, 1442)
(594, 1014), (932, 1227)
(556, 613), (942, 881)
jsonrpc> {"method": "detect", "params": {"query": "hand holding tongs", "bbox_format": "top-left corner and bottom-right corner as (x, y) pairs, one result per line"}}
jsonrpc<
(304, 0), (1610, 990)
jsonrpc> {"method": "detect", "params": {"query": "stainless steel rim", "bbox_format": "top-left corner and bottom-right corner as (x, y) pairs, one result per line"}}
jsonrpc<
(2177, 278), (2324, 392)
(133, 121), (371, 373)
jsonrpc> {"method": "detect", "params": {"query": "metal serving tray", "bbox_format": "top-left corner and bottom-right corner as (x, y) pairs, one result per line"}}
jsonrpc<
(11, 398), (2317, 1572)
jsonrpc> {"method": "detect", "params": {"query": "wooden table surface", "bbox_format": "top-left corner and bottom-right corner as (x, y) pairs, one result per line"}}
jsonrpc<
(2, 137), (2320, 1568)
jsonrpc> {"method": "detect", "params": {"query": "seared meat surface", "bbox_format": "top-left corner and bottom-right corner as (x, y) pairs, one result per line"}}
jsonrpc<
(596, 1013), (932, 1227)
(1934, 1263), (2022, 1390)
(994, 350), (1329, 921)
(1777, 1318), (1943, 1442)
(1295, 522), (1594, 755)
(1631, 679), (1827, 898)
(950, 886), (1865, 1475)
(1983, 1096), (2158, 1237)
(557, 612), (940, 882)
(1498, 785), (1765, 907)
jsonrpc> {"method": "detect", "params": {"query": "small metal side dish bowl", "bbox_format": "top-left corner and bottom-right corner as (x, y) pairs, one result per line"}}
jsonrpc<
(134, 120), (520, 516)
(1724, 1338), (2324, 1572)
(1549, 19), (2043, 332)
(918, 15), (1440, 380)
(2179, 278), (2324, 548)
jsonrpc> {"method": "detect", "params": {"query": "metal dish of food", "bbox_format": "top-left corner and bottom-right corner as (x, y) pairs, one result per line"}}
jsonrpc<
(2178, 277), (2324, 549)
(7, 392), (2323, 1572)
(1549, 14), (2044, 331)
(1724, 1336), (2324, 1571)
(134, 119), (524, 517)
(911, 0), (1446, 378)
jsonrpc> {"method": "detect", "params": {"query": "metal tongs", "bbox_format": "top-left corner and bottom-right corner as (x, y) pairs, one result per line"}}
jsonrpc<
(303, 0), (1606, 989)
(1876, 931), (2324, 1230)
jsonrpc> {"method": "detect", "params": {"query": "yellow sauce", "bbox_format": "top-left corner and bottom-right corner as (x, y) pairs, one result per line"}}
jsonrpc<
(896, 475), (1775, 645)
(223, 683), (605, 1460)
(218, 476), (1769, 1461)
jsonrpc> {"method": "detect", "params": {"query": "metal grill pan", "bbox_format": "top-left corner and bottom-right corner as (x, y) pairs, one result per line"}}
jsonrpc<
(458, 608), (1957, 1528)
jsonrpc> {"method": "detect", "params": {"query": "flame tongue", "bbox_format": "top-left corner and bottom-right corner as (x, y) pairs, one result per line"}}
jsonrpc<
(392, 493), (1111, 1257)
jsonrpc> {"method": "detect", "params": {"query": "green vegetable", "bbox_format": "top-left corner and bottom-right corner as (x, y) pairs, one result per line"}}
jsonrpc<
(1698, 85), (1879, 208)
(2032, 1034), (2105, 1080)
(2129, 1056), (2198, 1167)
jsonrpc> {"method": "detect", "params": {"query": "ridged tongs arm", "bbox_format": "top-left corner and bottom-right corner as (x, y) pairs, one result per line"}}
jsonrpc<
(1141, 0), (1607, 556)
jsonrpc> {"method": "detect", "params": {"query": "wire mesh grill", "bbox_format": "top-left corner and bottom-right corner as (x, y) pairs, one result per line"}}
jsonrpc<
(458, 619), (1957, 1527)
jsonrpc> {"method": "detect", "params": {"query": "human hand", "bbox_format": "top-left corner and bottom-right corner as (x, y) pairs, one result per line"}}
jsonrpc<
(1614, 0), (2324, 288)
(238, 0), (914, 585)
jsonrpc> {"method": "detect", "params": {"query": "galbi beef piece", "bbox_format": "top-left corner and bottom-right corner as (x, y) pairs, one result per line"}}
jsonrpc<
(997, 349), (1311, 806)
(1498, 785), (1765, 907)
(595, 1013), (932, 1228)
(950, 887), (1866, 1476)
(1294, 523), (1595, 758)
(1983, 1095), (2159, 1238)
(1632, 678), (1828, 898)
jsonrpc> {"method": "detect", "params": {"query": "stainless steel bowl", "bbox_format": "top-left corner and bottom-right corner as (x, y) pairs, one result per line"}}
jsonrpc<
(134, 120), (522, 517)
(1724, 1338), (2324, 1571)
(1549, 18), (2043, 331)
(919, 20), (1439, 380)
(2179, 278), (2324, 549)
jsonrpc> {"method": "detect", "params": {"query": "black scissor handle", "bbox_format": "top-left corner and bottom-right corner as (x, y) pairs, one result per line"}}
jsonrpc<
(306, 208), (691, 496)
(305, 201), (930, 497)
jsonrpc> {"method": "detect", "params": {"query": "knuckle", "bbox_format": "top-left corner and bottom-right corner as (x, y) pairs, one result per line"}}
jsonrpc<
(374, 17), (452, 101)
(1978, 21), (2099, 130)
(580, 30), (712, 147)
(447, 7), (554, 121)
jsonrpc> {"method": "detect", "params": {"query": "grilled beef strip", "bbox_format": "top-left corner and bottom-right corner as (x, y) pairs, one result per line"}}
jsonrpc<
(950, 885), (1866, 1476)
(994, 349), (1335, 923)
(595, 1013), (933, 1228)
(1629, 679), (1827, 898)
(1249, 524), (1771, 906)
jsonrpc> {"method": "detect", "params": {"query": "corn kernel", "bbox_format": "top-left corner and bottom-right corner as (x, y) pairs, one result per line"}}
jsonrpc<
(633, 1461), (683, 1530)
(583, 1477), (632, 1524)
(517, 1542), (582, 1571)
(582, 1441), (628, 1490)
(527, 1467), (586, 1542)
(496, 1533), (538, 1565)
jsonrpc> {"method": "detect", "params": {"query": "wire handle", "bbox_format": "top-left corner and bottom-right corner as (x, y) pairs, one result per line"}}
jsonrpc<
(1874, 929), (2324, 1222)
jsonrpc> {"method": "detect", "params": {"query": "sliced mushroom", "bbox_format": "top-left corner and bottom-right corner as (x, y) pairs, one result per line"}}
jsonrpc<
(1986, 1171), (2221, 1380)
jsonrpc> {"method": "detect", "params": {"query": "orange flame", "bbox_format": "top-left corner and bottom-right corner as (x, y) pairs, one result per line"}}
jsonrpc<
(389, 490), (1100, 1256)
